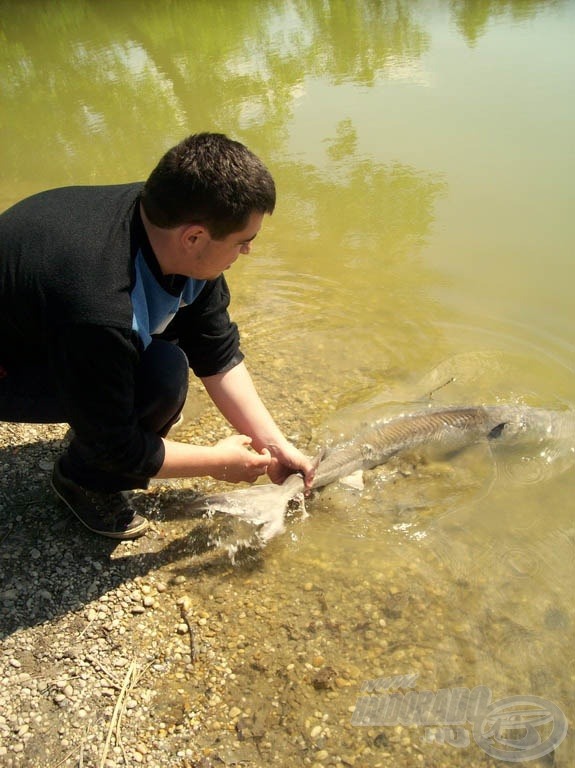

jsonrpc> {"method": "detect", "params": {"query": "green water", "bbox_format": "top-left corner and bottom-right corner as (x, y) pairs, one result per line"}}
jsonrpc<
(2, 0), (574, 764)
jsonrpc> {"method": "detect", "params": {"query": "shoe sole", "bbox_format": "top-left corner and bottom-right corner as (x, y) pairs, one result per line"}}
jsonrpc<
(51, 479), (149, 540)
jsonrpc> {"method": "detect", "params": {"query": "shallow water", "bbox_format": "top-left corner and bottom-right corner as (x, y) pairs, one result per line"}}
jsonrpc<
(2, 0), (574, 764)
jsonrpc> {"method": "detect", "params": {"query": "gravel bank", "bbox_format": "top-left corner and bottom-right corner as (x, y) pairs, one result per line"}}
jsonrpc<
(1, 416), (561, 768)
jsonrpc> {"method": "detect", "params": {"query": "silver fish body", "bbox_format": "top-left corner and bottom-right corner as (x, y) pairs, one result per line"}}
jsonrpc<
(198, 405), (575, 539)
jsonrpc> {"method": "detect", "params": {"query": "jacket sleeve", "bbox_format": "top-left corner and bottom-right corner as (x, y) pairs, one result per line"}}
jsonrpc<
(161, 275), (244, 378)
(51, 324), (165, 483)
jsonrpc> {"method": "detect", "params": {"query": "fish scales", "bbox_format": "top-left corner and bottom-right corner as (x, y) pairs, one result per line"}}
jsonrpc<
(317, 407), (490, 487)
(196, 404), (575, 540)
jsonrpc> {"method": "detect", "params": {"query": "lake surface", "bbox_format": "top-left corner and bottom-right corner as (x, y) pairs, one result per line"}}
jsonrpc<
(2, 0), (574, 765)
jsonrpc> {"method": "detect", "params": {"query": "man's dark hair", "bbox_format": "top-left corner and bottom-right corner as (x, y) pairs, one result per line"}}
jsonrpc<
(141, 133), (276, 239)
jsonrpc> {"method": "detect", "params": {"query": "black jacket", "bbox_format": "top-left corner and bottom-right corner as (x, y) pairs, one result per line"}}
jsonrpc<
(0, 183), (242, 483)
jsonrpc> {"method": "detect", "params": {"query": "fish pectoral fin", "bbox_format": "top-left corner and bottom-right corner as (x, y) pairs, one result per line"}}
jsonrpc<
(339, 469), (365, 491)
(312, 448), (325, 472)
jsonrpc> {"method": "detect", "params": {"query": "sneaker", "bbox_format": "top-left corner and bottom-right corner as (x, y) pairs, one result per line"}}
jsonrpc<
(51, 460), (149, 540)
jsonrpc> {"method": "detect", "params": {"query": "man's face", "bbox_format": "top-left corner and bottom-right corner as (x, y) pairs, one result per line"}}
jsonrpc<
(183, 211), (264, 280)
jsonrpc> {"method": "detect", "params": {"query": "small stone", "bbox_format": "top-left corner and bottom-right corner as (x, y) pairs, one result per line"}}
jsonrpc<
(143, 596), (155, 608)
(9, 658), (21, 669)
(229, 707), (241, 718)
(30, 548), (41, 559)
(310, 725), (322, 738)
(303, 582), (314, 592)
(176, 623), (189, 634)
(316, 751), (329, 761)
(312, 666), (337, 690)
(87, 608), (97, 622)
(174, 576), (186, 585)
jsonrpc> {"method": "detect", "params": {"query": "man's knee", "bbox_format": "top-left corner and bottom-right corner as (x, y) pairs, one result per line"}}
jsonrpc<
(136, 341), (189, 431)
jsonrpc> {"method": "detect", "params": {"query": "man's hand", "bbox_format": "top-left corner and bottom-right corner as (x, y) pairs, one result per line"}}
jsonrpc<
(266, 440), (316, 490)
(210, 434), (271, 483)
(200, 362), (315, 489)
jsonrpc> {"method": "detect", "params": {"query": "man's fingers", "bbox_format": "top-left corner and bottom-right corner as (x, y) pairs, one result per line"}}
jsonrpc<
(253, 448), (271, 476)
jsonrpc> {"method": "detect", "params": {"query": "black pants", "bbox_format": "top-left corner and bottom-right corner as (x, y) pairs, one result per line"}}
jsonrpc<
(0, 339), (189, 491)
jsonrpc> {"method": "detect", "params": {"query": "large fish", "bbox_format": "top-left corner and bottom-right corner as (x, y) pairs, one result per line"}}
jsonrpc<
(198, 405), (575, 540)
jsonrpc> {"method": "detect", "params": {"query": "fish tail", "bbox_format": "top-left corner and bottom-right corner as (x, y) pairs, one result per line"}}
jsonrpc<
(194, 483), (294, 541)
(488, 422), (507, 439)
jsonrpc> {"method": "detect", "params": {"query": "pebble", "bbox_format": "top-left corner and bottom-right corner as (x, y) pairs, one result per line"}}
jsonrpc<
(3, 420), (558, 768)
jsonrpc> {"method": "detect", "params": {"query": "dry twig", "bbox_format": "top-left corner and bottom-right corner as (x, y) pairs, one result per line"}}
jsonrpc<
(98, 659), (137, 768)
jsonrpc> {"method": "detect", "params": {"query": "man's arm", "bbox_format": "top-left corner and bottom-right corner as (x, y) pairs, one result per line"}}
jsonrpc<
(200, 360), (315, 487)
(155, 432), (271, 483)
(159, 278), (313, 486)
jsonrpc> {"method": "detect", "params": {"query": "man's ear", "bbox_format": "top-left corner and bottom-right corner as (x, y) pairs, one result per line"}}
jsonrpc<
(182, 223), (208, 250)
